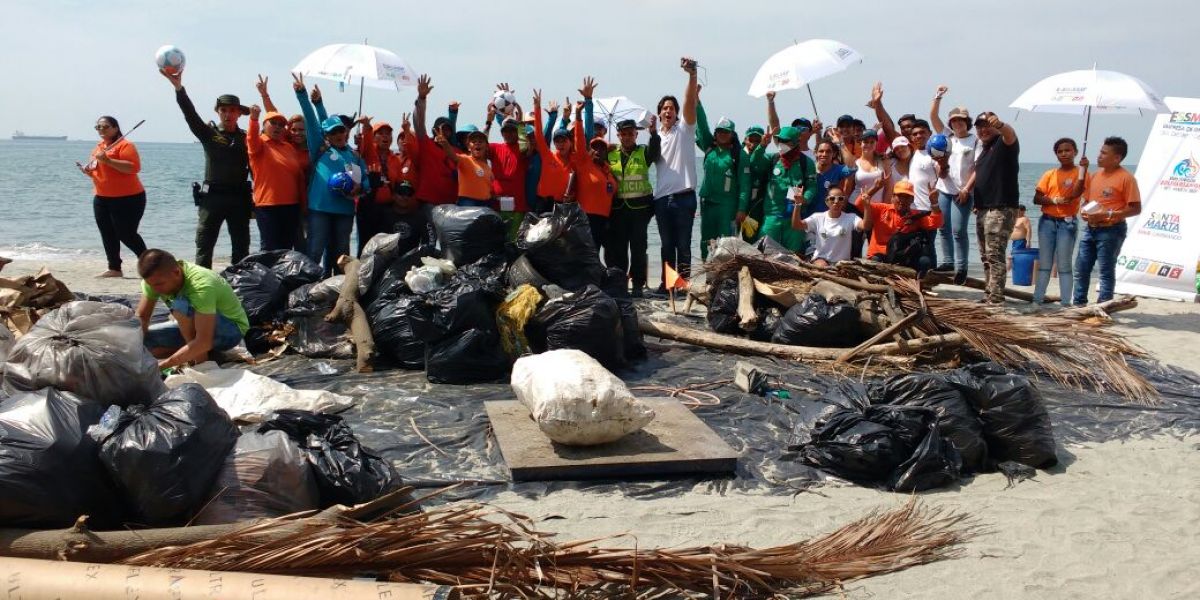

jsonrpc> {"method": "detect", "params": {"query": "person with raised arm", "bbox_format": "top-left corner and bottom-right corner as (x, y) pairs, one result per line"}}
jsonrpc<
(411, 74), (461, 231)
(649, 56), (701, 292)
(972, 111), (1021, 304)
(246, 103), (304, 252)
(929, 85), (979, 281)
(745, 125), (818, 252)
(694, 86), (741, 261)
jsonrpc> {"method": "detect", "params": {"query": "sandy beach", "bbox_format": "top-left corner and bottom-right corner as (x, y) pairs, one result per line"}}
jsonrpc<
(4, 254), (1199, 599)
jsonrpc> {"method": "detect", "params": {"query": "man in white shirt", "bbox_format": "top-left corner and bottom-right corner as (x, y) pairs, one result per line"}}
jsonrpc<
(791, 189), (863, 266)
(905, 119), (941, 268)
(652, 57), (700, 292)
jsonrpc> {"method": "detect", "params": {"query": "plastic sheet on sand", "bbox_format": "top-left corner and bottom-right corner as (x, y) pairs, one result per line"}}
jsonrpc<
(246, 311), (1200, 504)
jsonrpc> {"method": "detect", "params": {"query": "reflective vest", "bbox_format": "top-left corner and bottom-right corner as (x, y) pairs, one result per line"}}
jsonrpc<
(608, 146), (652, 199)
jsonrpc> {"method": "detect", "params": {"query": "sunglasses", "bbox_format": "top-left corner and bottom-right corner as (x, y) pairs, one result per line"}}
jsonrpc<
(827, 195), (848, 202)
(94, 124), (113, 131)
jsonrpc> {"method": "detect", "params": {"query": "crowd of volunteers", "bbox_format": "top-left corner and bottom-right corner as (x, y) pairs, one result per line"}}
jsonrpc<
(75, 57), (1143, 354)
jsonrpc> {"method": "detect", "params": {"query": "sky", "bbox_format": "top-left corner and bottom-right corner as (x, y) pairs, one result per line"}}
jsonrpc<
(2, 0), (1195, 162)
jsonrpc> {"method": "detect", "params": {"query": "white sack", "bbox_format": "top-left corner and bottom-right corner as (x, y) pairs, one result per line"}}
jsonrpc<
(164, 361), (354, 423)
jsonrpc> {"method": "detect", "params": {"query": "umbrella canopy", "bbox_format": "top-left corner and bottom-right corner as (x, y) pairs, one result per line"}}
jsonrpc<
(1009, 69), (1168, 115)
(292, 44), (417, 91)
(746, 39), (863, 98)
(593, 97), (649, 128)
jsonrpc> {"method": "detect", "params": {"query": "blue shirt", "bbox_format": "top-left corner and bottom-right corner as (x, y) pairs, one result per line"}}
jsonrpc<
(297, 89), (370, 215)
(809, 165), (855, 216)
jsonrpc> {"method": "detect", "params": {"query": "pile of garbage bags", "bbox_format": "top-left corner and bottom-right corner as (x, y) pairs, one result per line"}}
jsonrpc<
(789, 362), (1057, 492)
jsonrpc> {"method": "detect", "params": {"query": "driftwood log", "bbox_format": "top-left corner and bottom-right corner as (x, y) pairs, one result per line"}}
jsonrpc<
(326, 256), (375, 373)
(1061, 296), (1138, 321)
(639, 318), (963, 365)
(736, 266), (758, 330)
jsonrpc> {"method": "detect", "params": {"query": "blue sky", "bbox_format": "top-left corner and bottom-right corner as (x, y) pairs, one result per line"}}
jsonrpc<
(2, 0), (1194, 161)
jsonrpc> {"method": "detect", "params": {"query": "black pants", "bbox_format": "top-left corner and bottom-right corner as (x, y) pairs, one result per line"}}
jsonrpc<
(356, 200), (399, 256)
(604, 201), (654, 290)
(196, 190), (252, 268)
(254, 204), (301, 252)
(586, 213), (608, 259)
(93, 193), (148, 272)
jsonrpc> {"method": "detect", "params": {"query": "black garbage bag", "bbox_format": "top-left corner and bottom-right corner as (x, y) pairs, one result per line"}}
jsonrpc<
(287, 316), (353, 359)
(598, 269), (646, 362)
(749, 305), (783, 342)
(432, 205), (506, 266)
(756, 236), (802, 265)
(0, 388), (122, 528)
(258, 409), (400, 507)
(870, 372), (989, 473)
(361, 244), (439, 307)
(888, 415), (963, 493)
(794, 405), (913, 484)
(515, 203), (604, 290)
(772, 294), (864, 347)
(454, 252), (508, 297)
(425, 329), (511, 384)
(2, 301), (166, 407)
(97, 384), (239, 525)
(951, 363), (1058, 469)
(284, 275), (344, 317)
(242, 250), (324, 292)
(192, 430), (320, 525)
(706, 277), (742, 334)
(368, 294), (431, 369)
(507, 254), (551, 290)
(408, 254), (507, 343)
(243, 326), (273, 355)
(357, 231), (421, 297)
(526, 285), (625, 369)
(221, 261), (284, 325)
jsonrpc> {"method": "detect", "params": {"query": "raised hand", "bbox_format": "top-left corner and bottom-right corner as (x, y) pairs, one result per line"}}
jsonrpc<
(249, 104), (261, 120)
(546, 98), (560, 114)
(355, 115), (372, 127)
(401, 113), (412, 133)
(160, 68), (183, 91)
(812, 119), (824, 134)
(680, 56), (698, 74)
(256, 74), (270, 97)
(574, 101), (584, 118)
(766, 91), (776, 102)
(579, 76), (597, 99)
(310, 84), (322, 104)
(448, 100), (461, 112)
(934, 84), (948, 99)
(496, 82), (512, 93)
(532, 88), (542, 108)
(417, 74), (433, 98)
(867, 82), (883, 108)
(487, 103), (498, 121)
(291, 72), (305, 92)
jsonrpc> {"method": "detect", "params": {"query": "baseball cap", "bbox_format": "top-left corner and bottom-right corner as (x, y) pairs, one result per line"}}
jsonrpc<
(859, 128), (878, 141)
(898, 113), (917, 123)
(948, 107), (972, 124)
(890, 135), (912, 149)
(551, 128), (571, 140)
(791, 117), (812, 131)
(262, 111), (287, 124)
(616, 119), (641, 131)
(373, 121), (393, 132)
(744, 125), (765, 137)
(893, 181), (915, 197)
(594, 118), (608, 130)
(775, 126), (801, 143)
(714, 117), (736, 133)
(835, 114), (855, 127)
(321, 115), (348, 133)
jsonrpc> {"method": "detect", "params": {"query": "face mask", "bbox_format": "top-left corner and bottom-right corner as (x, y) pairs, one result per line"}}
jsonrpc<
(777, 143), (794, 155)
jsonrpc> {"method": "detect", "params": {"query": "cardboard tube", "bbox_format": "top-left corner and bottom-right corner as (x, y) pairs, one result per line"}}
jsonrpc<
(0, 556), (458, 600)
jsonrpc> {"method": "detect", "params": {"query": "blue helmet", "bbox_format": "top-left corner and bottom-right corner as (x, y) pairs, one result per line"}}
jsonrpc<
(927, 133), (950, 158)
(328, 171), (355, 195)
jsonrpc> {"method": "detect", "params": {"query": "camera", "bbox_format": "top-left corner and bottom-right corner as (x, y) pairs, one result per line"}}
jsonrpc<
(681, 57), (698, 71)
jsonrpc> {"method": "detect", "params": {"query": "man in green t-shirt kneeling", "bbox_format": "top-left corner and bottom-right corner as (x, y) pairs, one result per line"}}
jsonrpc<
(136, 249), (250, 369)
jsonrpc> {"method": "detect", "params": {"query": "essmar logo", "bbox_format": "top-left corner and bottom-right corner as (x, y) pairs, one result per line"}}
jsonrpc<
(1172, 156), (1198, 180)
(1169, 112), (1200, 125)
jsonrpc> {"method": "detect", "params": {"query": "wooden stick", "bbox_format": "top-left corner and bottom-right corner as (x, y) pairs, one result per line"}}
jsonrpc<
(926, 272), (1059, 304)
(326, 256), (374, 373)
(1060, 296), (1138, 320)
(638, 318), (963, 364)
(736, 267), (758, 331)
(836, 310), (924, 363)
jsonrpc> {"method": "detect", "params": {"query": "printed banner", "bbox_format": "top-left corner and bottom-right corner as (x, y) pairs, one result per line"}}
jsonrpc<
(1115, 97), (1200, 301)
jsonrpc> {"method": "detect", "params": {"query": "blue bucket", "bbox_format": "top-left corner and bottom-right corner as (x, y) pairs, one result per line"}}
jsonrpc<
(1011, 248), (1038, 286)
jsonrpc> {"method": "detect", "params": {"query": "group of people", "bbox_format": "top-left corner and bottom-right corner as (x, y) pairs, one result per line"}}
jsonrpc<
(78, 58), (1143, 358)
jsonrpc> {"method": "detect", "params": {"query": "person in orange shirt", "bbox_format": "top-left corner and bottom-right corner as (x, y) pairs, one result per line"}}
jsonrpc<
(78, 115), (147, 278)
(571, 101), (617, 250)
(858, 180), (943, 274)
(358, 118), (414, 254)
(438, 127), (494, 206)
(531, 89), (574, 204)
(247, 105), (305, 252)
(1032, 137), (1089, 305)
(1073, 136), (1141, 306)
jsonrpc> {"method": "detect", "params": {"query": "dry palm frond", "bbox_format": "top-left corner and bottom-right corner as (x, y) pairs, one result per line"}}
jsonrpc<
(122, 490), (977, 599)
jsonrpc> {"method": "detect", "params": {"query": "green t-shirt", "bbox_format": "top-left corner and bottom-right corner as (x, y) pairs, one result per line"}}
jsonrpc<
(141, 260), (250, 334)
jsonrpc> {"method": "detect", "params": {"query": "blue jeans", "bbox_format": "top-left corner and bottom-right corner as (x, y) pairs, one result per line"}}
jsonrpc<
(1034, 216), (1077, 306)
(254, 204), (301, 252)
(307, 210), (355, 276)
(145, 296), (244, 352)
(654, 191), (697, 284)
(1073, 222), (1127, 305)
(937, 192), (973, 271)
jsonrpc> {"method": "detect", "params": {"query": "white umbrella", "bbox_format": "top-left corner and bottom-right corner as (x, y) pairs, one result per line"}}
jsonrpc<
(292, 43), (418, 115)
(593, 96), (649, 137)
(1009, 68), (1168, 153)
(746, 39), (864, 119)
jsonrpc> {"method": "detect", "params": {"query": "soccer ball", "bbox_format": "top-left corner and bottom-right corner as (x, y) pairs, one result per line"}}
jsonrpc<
(328, 171), (355, 195)
(155, 45), (186, 75)
(492, 90), (517, 116)
(927, 133), (950, 158)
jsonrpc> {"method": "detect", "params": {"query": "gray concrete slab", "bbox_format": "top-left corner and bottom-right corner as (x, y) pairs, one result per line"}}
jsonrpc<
(486, 397), (739, 482)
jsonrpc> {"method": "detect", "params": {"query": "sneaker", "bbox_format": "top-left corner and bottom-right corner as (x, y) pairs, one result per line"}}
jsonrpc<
(932, 263), (955, 273)
(953, 270), (968, 285)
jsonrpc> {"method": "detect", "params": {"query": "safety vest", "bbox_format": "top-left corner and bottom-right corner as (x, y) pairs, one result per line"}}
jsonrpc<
(608, 146), (652, 199)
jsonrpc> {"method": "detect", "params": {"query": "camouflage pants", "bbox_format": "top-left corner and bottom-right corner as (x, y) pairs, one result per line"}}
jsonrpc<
(976, 207), (1018, 303)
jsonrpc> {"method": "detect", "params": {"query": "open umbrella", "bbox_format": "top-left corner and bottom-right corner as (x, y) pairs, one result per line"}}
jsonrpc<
(746, 39), (864, 120)
(593, 97), (649, 138)
(1009, 67), (1168, 153)
(292, 43), (418, 116)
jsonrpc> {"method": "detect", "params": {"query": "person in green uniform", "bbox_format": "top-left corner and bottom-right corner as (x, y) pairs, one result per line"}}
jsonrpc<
(136, 248), (250, 369)
(607, 118), (661, 297)
(736, 125), (769, 241)
(742, 126), (817, 252)
(695, 99), (740, 261)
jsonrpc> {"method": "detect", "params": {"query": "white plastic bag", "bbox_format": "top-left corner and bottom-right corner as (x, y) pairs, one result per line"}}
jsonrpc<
(192, 430), (320, 525)
(510, 349), (655, 446)
(164, 361), (354, 423)
(404, 257), (456, 294)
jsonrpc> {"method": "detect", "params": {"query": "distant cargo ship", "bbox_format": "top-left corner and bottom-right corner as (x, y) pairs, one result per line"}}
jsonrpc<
(12, 131), (67, 141)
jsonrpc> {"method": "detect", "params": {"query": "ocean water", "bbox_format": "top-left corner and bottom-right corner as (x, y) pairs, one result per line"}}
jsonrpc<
(0, 139), (1062, 274)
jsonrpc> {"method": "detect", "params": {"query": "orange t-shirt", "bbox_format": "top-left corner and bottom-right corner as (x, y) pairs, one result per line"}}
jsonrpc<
(1085, 167), (1140, 227)
(571, 124), (615, 217)
(1036, 166), (1084, 219)
(861, 201), (943, 258)
(533, 110), (572, 199)
(456, 154), (494, 201)
(89, 139), (144, 197)
(247, 118), (304, 207)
